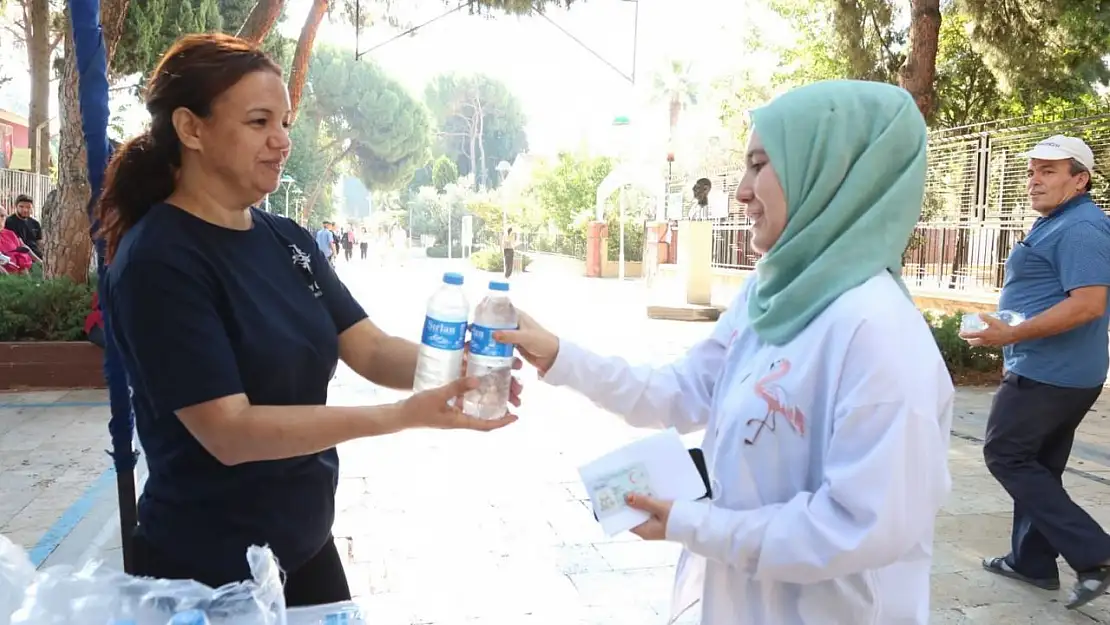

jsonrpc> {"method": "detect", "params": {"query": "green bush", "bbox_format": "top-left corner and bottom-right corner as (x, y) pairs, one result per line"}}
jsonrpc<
(470, 247), (531, 272)
(425, 244), (462, 258)
(925, 310), (1003, 377)
(0, 274), (94, 341)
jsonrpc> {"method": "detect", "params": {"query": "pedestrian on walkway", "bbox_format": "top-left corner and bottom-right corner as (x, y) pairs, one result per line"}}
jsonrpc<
(498, 80), (953, 625)
(314, 221), (334, 266)
(95, 33), (519, 609)
(502, 226), (517, 278)
(961, 135), (1110, 609)
(359, 227), (369, 260)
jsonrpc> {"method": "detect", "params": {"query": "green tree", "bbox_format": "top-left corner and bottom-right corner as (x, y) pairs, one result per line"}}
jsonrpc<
(529, 152), (613, 249)
(297, 45), (431, 221)
(114, 0), (231, 78)
(958, 0), (1110, 101)
(431, 155), (458, 193)
(424, 72), (528, 190)
(932, 8), (1010, 128)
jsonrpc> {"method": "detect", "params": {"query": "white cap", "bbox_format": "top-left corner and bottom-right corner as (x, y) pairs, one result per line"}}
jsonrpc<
(1023, 135), (1095, 172)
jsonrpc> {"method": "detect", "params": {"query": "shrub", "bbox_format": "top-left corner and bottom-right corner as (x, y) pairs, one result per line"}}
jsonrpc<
(425, 244), (462, 258)
(470, 247), (531, 272)
(0, 274), (94, 341)
(925, 310), (1003, 383)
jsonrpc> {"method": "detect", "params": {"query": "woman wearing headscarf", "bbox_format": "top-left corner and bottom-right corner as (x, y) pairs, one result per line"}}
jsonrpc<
(499, 80), (953, 624)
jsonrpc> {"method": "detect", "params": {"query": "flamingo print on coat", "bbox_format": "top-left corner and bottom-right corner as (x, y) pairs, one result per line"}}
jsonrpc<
(745, 358), (807, 445)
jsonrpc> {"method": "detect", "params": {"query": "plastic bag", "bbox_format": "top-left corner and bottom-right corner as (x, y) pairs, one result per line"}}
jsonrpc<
(286, 601), (365, 625)
(0, 535), (37, 625)
(9, 545), (286, 625)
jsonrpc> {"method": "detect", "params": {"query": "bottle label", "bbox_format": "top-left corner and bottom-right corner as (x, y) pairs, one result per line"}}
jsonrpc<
(469, 324), (515, 358)
(421, 317), (467, 351)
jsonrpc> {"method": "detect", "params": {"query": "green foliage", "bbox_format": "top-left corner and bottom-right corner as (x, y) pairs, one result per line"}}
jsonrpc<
(114, 0), (228, 78)
(466, 0), (577, 13)
(958, 0), (1110, 102)
(425, 243), (461, 258)
(405, 185), (468, 248)
(0, 275), (94, 342)
(424, 72), (528, 190)
(757, 0), (1109, 130)
(604, 215), (644, 262)
(431, 156), (459, 193)
(529, 153), (613, 246)
(311, 46), (432, 191)
(470, 247), (531, 272)
(925, 311), (1002, 376)
(933, 9), (1010, 128)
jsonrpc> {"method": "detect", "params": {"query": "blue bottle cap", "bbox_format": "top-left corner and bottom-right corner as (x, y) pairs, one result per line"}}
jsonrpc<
(443, 272), (464, 285)
(489, 280), (509, 292)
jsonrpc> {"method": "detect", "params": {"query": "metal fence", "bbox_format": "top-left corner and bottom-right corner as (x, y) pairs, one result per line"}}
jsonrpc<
(684, 104), (1110, 290)
(0, 168), (54, 215)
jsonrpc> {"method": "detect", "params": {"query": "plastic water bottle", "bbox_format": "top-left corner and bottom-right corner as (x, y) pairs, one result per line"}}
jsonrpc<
(462, 280), (518, 419)
(960, 309), (1026, 333)
(413, 272), (470, 393)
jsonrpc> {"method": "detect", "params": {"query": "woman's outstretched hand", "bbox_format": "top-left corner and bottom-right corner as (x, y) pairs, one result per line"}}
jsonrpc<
(493, 310), (560, 375)
(400, 376), (517, 432)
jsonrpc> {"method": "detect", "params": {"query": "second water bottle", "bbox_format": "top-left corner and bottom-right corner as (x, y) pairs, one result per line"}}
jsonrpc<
(462, 280), (518, 420)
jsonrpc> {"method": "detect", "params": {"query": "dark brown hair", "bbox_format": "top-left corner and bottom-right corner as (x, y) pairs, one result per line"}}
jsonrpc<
(96, 33), (282, 261)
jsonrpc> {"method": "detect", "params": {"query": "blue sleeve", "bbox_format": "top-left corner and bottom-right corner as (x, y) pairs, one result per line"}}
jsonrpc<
(1055, 224), (1110, 292)
(110, 260), (245, 414)
(301, 228), (367, 334)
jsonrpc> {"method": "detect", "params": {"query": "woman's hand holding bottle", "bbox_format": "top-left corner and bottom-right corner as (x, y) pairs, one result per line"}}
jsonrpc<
(399, 375), (518, 431)
(493, 310), (560, 375)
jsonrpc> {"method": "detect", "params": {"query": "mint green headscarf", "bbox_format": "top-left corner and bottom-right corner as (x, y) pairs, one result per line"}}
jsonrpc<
(746, 80), (927, 346)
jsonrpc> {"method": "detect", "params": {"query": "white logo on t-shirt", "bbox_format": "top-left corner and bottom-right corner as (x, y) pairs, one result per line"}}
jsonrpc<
(288, 244), (322, 298)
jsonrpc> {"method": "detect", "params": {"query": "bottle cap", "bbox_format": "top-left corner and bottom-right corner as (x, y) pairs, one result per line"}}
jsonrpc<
(443, 272), (464, 285)
(489, 280), (509, 292)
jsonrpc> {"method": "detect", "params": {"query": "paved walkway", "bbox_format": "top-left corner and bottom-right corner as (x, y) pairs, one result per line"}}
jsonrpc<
(4, 258), (1110, 623)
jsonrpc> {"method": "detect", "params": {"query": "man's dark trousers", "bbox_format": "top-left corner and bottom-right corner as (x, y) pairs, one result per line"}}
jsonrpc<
(984, 371), (1110, 578)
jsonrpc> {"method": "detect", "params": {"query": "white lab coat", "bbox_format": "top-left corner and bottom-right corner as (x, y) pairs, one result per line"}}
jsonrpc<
(544, 273), (954, 624)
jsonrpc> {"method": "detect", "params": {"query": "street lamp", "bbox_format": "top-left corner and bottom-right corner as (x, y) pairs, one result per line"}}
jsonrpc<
(496, 160), (512, 232)
(280, 175), (296, 217)
(612, 115), (631, 281)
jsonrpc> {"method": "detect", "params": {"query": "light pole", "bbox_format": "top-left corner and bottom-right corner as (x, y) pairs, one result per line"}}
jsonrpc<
(496, 160), (512, 234)
(612, 115), (631, 281)
(280, 175), (296, 216)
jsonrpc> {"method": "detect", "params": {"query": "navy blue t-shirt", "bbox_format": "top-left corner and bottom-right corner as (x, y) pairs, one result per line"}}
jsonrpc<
(105, 203), (367, 583)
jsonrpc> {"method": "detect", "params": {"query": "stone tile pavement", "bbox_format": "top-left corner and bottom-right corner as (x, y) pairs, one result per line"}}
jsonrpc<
(4, 259), (1110, 623)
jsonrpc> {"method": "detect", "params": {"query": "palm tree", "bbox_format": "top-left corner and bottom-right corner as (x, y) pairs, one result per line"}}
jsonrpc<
(652, 60), (699, 155)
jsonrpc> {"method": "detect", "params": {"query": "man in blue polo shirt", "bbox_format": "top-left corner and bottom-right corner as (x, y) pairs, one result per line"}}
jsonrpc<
(962, 135), (1110, 609)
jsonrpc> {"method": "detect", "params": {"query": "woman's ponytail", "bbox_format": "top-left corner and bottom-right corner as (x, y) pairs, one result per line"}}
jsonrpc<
(95, 122), (178, 262)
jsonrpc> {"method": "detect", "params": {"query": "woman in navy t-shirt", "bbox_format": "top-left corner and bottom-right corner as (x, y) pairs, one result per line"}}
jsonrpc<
(95, 33), (518, 607)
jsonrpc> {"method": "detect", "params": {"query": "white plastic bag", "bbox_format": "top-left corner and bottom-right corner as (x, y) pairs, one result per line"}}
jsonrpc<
(0, 535), (36, 625)
(286, 601), (365, 625)
(9, 544), (286, 625)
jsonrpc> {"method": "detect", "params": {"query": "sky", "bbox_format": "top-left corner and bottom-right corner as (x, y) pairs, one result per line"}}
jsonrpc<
(0, 0), (785, 155)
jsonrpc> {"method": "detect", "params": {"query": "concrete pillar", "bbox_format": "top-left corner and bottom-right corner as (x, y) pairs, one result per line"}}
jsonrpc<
(678, 220), (712, 306)
(586, 221), (608, 278)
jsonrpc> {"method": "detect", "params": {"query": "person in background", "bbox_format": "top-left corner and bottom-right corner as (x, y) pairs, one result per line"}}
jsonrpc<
(96, 34), (519, 608)
(0, 204), (34, 274)
(315, 220), (334, 266)
(343, 227), (355, 262)
(4, 194), (43, 258)
(689, 178), (712, 221)
(499, 80), (953, 624)
(502, 226), (517, 278)
(359, 227), (369, 260)
(961, 135), (1110, 609)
